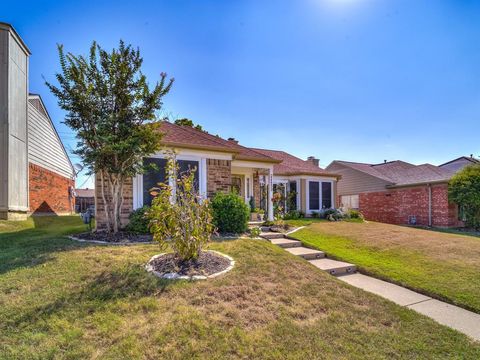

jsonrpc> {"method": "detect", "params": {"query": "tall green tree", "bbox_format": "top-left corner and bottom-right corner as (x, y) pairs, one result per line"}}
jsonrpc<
(174, 118), (203, 131)
(46, 41), (174, 233)
(449, 165), (480, 230)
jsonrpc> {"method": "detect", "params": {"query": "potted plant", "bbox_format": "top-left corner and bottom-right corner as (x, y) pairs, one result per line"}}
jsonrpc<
(257, 208), (265, 221)
(249, 196), (258, 221)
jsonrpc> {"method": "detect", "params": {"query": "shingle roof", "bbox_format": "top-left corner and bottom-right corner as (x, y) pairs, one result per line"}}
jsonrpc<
(439, 156), (480, 167)
(75, 188), (94, 198)
(251, 148), (340, 177)
(331, 160), (454, 186)
(158, 122), (279, 163)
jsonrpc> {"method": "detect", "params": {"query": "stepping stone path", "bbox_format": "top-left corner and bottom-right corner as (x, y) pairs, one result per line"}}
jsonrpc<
(259, 229), (356, 276)
(259, 227), (480, 341)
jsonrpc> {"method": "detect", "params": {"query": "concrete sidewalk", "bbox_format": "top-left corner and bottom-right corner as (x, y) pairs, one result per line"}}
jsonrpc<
(339, 273), (480, 341)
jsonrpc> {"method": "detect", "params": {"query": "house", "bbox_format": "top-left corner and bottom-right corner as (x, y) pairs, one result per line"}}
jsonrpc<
(0, 23), (75, 220)
(439, 155), (479, 173)
(326, 160), (462, 227)
(95, 121), (340, 229)
(75, 188), (95, 213)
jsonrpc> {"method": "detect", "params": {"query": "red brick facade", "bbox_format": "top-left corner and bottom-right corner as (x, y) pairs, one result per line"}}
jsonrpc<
(29, 163), (74, 215)
(359, 183), (462, 227)
(206, 159), (231, 198)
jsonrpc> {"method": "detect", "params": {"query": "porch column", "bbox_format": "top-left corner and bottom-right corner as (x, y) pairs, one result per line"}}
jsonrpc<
(267, 167), (274, 221)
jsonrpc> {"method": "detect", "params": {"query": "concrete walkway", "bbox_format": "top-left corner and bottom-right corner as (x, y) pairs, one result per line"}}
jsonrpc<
(339, 273), (480, 341)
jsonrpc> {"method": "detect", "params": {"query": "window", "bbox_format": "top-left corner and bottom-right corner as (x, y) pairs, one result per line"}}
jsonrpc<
(322, 182), (332, 209)
(341, 195), (359, 210)
(142, 158), (199, 206)
(142, 158), (167, 206)
(309, 181), (320, 210)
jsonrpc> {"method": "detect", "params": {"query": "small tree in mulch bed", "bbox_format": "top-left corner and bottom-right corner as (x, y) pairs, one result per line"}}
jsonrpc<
(147, 153), (215, 261)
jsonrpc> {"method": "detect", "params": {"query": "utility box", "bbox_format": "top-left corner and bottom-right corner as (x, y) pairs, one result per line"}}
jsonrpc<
(0, 23), (30, 220)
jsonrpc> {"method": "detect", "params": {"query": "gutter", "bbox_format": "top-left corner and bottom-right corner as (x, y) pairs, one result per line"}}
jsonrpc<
(386, 179), (449, 189)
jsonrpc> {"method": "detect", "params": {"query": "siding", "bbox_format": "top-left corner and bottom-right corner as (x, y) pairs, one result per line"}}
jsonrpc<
(27, 99), (74, 179)
(327, 163), (391, 196)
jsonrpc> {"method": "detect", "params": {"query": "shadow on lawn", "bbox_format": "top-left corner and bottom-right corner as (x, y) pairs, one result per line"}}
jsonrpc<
(0, 216), (91, 274)
(6, 263), (172, 329)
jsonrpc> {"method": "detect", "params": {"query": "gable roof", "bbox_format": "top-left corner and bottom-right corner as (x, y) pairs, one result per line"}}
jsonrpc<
(158, 121), (279, 163)
(329, 160), (454, 187)
(75, 188), (94, 198)
(439, 156), (480, 167)
(251, 148), (340, 177)
(28, 93), (76, 177)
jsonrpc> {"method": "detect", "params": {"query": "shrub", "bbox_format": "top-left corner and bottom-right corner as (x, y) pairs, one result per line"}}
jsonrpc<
(126, 206), (150, 234)
(449, 165), (480, 230)
(311, 211), (319, 218)
(321, 208), (345, 221)
(211, 192), (250, 233)
(284, 210), (301, 220)
(347, 209), (364, 220)
(249, 227), (261, 238)
(148, 155), (214, 261)
(249, 196), (255, 212)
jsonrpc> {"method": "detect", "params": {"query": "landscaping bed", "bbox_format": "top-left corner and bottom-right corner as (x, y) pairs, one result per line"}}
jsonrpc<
(73, 231), (153, 243)
(146, 251), (233, 279)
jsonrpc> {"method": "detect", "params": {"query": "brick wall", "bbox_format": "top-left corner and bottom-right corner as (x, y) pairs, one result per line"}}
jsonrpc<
(253, 173), (261, 208)
(29, 163), (74, 215)
(95, 175), (133, 230)
(359, 183), (462, 227)
(206, 159), (231, 198)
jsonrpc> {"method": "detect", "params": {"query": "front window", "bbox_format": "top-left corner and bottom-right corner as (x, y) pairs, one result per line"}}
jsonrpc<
(309, 181), (320, 210)
(322, 182), (332, 209)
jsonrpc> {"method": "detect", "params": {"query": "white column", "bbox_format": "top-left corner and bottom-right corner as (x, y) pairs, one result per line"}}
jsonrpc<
(267, 168), (274, 221)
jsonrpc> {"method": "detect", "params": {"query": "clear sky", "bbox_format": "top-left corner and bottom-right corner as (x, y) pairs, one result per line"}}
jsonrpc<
(2, 0), (479, 188)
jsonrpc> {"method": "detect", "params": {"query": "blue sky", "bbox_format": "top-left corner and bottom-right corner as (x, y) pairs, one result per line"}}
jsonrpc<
(2, 0), (480, 188)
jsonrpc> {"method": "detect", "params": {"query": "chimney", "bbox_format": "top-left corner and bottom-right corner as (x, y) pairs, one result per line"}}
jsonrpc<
(307, 156), (320, 167)
(227, 137), (238, 144)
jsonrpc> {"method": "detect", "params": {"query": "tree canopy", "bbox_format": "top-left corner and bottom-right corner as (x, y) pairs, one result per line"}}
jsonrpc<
(449, 165), (480, 230)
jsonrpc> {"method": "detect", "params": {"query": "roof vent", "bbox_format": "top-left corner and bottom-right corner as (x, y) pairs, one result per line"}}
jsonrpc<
(227, 137), (238, 144)
(384, 160), (387, 163)
(307, 156), (320, 167)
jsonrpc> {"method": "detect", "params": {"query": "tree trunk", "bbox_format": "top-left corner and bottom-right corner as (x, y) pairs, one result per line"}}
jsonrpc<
(99, 170), (112, 232)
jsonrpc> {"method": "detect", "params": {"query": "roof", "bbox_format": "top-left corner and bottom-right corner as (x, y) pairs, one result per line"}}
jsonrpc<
(158, 121), (279, 163)
(439, 156), (480, 167)
(75, 188), (94, 198)
(251, 148), (340, 178)
(329, 160), (454, 187)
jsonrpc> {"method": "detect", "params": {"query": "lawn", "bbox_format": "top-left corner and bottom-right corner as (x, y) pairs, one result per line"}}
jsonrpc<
(289, 220), (480, 314)
(1, 217), (479, 359)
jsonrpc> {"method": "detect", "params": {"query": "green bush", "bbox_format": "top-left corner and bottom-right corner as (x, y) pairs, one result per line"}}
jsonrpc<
(321, 208), (345, 221)
(347, 209), (364, 220)
(449, 165), (480, 230)
(211, 192), (250, 233)
(126, 206), (150, 234)
(284, 210), (302, 220)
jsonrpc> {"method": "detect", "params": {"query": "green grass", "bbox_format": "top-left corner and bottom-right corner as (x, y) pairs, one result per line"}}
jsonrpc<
(290, 221), (480, 313)
(1, 217), (479, 358)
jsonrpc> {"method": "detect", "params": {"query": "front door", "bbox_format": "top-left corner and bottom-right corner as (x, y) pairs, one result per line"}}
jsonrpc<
(231, 175), (243, 197)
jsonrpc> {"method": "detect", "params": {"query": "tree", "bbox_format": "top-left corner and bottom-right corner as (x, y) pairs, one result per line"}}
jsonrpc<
(449, 165), (480, 230)
(46, 41), (174, 233)
(174, 118), (203, 131)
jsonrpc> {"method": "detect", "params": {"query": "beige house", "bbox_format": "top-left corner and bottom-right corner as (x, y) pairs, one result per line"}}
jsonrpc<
(95, 122), (340, 229)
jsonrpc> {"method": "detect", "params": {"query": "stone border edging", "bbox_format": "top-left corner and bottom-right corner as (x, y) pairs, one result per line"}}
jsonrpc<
(68, 235), (154, 246)
(145, 250), (235, 281)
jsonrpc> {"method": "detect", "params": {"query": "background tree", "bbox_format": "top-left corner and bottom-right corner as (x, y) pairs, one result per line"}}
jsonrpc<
(46, 41), (174, 233)
(174, 118), (203, 131)
(449, 165), (480, 230)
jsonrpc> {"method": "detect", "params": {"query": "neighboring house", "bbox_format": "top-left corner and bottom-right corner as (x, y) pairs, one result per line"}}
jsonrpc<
(326, 160), (461, 227)
(439, 155), (479, 173)
(75, 188), (95, 213)
(0, 23), (75, 220)
(95, 121), (340, 229)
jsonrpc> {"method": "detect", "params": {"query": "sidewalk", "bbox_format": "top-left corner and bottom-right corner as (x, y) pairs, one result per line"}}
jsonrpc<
(339, 273), (480, 341)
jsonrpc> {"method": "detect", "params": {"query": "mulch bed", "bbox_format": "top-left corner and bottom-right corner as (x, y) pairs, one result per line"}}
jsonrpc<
(75, 231), (153, 243)
(149, 251), (231, 277)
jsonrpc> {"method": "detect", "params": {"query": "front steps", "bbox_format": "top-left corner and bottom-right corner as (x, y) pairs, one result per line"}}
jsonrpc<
(260, 229), (356, 277)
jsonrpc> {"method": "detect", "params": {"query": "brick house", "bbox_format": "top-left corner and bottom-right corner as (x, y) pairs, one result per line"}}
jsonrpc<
(0, 23), (75, 220)
(95, 121), (340, 229)
(326, 160), (462, 227)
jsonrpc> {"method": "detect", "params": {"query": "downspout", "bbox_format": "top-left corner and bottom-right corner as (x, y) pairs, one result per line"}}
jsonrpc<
(428, 183), (432, 227)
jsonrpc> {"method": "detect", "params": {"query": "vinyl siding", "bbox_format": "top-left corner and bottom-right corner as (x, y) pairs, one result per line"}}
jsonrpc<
(27, 100), (74, 179)
(327, 163), (390, 196)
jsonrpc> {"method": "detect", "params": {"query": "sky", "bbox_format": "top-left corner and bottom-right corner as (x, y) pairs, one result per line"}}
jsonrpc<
(2, 0), (480, 188)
